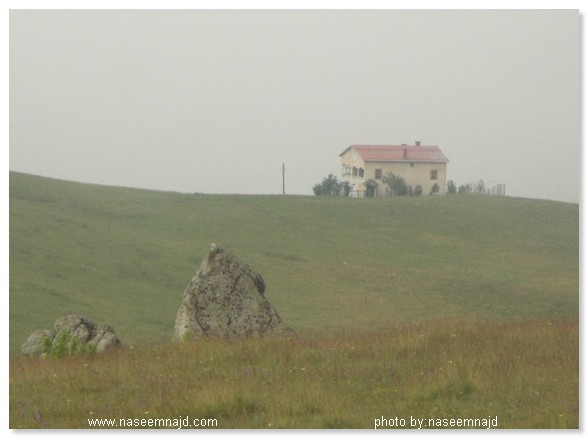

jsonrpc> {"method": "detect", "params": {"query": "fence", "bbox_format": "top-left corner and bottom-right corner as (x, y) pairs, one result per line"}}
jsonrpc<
(458, 181), (506, 196)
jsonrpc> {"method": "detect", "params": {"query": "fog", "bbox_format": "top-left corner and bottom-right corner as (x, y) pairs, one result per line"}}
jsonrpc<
(9, 9), (580, 202)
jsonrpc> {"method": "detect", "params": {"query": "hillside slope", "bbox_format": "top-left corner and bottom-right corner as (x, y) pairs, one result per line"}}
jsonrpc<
(9, 172), (579, 353)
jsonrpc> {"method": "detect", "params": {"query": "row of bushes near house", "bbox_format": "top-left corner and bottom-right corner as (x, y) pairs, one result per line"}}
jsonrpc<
(313, 173), (502, 197)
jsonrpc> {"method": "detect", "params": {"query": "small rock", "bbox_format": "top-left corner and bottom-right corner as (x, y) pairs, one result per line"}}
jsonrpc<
(21, 315), (121, 356)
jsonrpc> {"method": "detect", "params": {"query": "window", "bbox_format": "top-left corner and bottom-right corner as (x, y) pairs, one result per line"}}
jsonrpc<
(353, 167), (358, 176)
(375, 168), (382, 179)
(359, 168), (364, 177)
(430, 170), (438, 180)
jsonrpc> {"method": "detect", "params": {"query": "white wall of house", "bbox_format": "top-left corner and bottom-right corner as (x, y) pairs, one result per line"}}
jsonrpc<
(340, 148), (447, 197)
(365, 161), (447, 196)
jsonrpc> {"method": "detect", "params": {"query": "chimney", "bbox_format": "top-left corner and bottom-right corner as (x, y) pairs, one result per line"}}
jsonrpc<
(415, 140), (421, 146)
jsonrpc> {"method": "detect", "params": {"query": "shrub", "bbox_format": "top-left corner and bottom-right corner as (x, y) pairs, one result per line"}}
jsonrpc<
(312, 173), (344, 196)
(382, 172), (408, 196)
(447, 180), (457, 194)
(312, 174), (347, 196)
(42, 332), (97, 358)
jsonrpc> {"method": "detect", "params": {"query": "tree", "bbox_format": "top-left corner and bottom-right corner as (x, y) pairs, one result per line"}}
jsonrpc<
(430, 183), (440, 195)
(382, 172), (408, 196)
(447, 180), (457, 194)
(341, 181), (351, 197)
(312, 174), (344, 196)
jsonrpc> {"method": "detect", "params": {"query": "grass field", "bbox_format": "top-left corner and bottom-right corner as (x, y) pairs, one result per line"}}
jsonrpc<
(9, 319), (579, 428)
(8, 171), (579, 428)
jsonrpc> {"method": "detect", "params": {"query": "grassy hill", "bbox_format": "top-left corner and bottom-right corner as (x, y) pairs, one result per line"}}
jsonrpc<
(8, 172), (579, 428)
(9, 171), (578, 354)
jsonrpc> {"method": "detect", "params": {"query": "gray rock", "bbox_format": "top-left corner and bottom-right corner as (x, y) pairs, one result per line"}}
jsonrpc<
(21, 315), (121, 356)
(54, 315), (92, 343)
(174, 244), (292, 340)
(20, 329), (53, 357)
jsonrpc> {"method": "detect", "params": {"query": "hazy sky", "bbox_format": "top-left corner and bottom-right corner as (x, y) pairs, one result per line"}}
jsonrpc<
(9, 9), (580, 202)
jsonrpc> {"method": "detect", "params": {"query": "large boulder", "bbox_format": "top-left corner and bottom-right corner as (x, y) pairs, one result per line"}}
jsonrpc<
(174, 244), (291, 340)
(21, 315), (121, 356)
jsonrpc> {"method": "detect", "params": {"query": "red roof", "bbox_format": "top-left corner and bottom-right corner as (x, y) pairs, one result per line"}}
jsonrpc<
(340, 145), (449, 163)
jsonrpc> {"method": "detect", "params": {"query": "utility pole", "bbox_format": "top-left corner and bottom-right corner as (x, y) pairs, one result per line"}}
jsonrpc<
(282, 163), (285, 195)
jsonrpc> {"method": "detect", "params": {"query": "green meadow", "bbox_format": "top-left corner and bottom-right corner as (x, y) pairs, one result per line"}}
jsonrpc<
(9, 171), (579, 428)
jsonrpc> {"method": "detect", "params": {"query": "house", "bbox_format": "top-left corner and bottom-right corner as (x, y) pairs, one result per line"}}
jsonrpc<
(339, 141), (449, 197)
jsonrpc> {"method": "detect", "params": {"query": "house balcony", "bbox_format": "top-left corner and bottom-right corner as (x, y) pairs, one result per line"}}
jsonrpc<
(341, 165), (365, 180)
